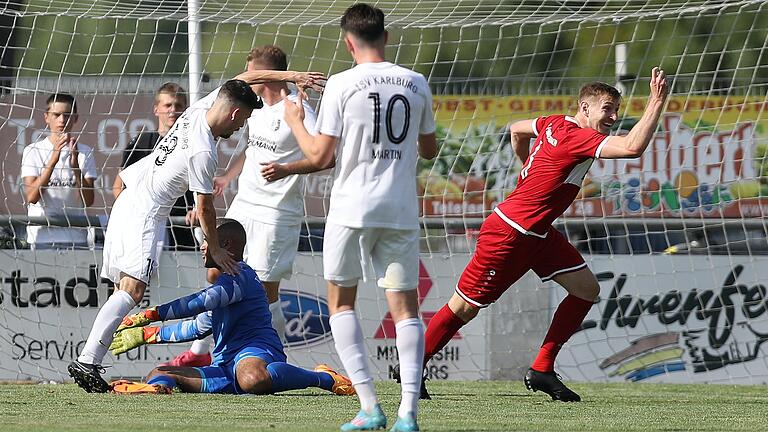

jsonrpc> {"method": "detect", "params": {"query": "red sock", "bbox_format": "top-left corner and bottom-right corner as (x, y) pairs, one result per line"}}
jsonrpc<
(531, 295), (593, 373)
(424, 304), (466, 365)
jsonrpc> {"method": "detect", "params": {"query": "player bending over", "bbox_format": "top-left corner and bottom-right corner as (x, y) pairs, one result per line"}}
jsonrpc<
(407, 68), (669, 402)
(68, 69), (324, 393)
(108, 218), (354, 396)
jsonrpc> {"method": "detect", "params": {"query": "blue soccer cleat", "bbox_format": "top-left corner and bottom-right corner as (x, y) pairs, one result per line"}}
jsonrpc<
(340, 404), (387, 431)
(389, 413), (419, 432)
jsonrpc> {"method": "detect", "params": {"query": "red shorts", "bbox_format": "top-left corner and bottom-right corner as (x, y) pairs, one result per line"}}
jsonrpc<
(456, 211), (586, 308)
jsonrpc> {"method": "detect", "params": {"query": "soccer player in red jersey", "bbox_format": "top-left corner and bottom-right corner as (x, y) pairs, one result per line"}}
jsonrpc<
(418, 67), (668, 401)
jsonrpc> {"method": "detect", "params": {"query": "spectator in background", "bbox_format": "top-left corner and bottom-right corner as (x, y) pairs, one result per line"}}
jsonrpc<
(112, 82), (197, 250)
(21, 93), (98, 249)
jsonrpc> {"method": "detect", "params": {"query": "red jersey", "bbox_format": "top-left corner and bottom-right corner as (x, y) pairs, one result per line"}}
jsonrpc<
(496, 115), (610, 237)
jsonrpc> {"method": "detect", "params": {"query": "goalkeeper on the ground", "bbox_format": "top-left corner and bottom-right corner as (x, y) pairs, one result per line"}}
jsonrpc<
(109, 218), (354, 396)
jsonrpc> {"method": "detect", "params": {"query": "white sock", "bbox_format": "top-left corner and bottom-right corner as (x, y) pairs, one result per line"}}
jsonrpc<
(329, 310), (378, 411)
(190, 336), (211, 355)
(395, 317), (425, 419)
(269, 300), (287, 343)
(78, 290), (136, 365)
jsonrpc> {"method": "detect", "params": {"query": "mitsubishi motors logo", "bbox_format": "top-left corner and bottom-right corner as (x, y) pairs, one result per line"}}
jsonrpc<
(373, 260), (462, 339)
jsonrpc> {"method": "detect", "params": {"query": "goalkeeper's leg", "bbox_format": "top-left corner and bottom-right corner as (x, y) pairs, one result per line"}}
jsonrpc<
(112, 366), (205, 394)
(232, 347), (353, 395)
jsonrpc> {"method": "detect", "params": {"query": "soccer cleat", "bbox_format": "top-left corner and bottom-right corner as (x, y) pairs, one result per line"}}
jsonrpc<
(389, 413), (419, 432)
(524, 368), (581, 402)
(340, 405), (387, 431)
(68, 360), (111, 393)
(111, 379), (172, 395)
(159, 351), (212, 367)
(315, 364), (356, 396)
(391, 364), (431, 400)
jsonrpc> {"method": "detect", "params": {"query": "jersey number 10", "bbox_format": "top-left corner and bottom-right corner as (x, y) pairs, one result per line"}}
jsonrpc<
(368, 92), (411, 144)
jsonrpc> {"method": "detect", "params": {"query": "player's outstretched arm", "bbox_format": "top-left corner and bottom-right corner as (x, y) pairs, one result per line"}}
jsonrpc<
(233, 70), (326, 93)
(213, 151), (247, 196)
(598, 67), (669, 159)
(155, 280), (245, 322)
(260, 158), (333, 182)
(509, 119), (537, 163)
(110, 313), (213, 355)
(282, 89), (336, 170)
(196, 192), (238, 275)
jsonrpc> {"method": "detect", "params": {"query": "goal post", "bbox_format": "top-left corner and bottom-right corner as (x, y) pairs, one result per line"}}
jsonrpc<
(0, 1), (767, 384)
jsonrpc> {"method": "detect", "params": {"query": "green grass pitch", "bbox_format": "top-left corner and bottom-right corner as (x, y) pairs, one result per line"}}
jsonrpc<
(2, 381), (767, 431)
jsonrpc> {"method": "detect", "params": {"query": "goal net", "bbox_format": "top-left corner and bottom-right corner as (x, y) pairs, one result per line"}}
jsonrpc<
(0, 0), (767, 384)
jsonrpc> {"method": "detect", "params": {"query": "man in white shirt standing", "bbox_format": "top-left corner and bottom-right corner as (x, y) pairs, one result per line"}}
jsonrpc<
(21, 93), (98, 249)
(284, 4), (438, 431)
(165, 45), (320, 367)
(68, 69), (325, 394)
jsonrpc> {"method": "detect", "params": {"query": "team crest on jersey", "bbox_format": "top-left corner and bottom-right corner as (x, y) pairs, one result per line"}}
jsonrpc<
(154, 135), (178, 166)
(271, 118), (281, 131)
(545, 125), (558, 147)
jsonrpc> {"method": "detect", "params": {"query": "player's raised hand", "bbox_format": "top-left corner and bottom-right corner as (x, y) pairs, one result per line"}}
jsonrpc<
(212, 176), (228, 197)
(116, 307), (160, 332)
(110, 326), (160, 355)
(209, 245), (239, 275)
(649, 67), (669, 102)
(293, 71), (326, 93)
(282, 88), (306, 127)
(260, 162), (290, 182)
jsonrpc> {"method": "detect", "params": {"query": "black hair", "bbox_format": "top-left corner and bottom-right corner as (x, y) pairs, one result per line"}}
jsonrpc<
(340, 3), (385, 43)
(216, 218), (247, 256)
(218, 79), (263, 110)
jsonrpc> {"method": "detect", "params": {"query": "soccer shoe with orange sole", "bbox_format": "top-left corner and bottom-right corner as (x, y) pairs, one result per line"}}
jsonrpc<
(159, 351), (212, 367)
(110, 379), (172, 395)
(314, 364), (356, 396)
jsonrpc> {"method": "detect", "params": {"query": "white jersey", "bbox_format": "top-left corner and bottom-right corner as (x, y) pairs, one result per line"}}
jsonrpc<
(228, 92), (317, 225)
(21, 137), (98, 244)
(316, 62), (436, 229)
(119, 88), (220, 217)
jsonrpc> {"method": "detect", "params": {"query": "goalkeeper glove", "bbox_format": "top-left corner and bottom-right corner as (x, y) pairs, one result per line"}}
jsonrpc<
(110, 326), (160, 355)
(117, 307), (160, 332)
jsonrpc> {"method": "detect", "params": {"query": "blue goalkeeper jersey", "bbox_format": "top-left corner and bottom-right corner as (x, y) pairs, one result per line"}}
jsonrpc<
(156, 261), (284, 365)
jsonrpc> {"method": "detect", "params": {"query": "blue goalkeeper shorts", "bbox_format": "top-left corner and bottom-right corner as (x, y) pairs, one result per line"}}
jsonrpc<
(195, 345), (286, 394)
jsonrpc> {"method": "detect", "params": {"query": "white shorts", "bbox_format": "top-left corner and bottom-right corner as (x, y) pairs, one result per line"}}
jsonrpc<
(101, 193), (164, 285)
(323, 223), (419, 291)
(225, 208), (300, 282)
